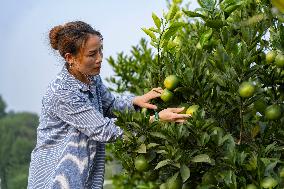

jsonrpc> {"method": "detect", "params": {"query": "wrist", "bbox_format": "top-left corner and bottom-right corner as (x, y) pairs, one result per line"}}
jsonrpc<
(149, 115), (155, 123)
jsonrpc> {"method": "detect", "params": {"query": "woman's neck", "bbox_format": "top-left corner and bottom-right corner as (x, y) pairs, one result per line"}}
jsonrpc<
(68, 67), (90, 85)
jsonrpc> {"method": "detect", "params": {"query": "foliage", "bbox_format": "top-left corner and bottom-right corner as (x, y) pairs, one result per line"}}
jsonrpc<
(0, 99), (38, 189)
(0, 95), (7, 118)
(106, 0), (284, 188)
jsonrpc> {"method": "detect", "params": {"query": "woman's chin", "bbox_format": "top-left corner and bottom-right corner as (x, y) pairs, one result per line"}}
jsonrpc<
(89, 70), (100, 76)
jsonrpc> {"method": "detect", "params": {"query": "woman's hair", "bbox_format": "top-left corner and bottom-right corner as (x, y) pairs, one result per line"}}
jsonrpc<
(49, 21), (103, 58)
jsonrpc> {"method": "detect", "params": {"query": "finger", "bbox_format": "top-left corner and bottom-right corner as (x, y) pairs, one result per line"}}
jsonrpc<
(173, 114), (191, 119)
(151, 87), (163, 91)
(146, 91), (162, 99)
(175, 119), (188, 123)
(151, 88), (163, 94)
(167, 107), (186, 113)
(142, 103), (157, 110)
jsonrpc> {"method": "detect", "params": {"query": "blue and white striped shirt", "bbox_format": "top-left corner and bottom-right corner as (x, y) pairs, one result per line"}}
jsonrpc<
(28, 65), (135, 189)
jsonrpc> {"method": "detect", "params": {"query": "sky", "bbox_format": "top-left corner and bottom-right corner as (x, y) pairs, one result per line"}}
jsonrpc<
(0, 0), (199, 114)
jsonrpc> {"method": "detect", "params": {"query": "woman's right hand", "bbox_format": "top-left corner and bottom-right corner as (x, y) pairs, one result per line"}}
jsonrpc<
(151, 107), (191, 123)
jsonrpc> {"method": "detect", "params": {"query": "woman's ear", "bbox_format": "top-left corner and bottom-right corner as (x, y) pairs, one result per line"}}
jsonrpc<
(64, 53), (75, 65)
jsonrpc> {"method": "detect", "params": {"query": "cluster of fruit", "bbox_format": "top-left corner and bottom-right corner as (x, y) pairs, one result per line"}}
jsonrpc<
(160, 75), (199, 116)
(237, 51), (283, 121)
(266, 50), (284, 68)
(135, 155), (183, 189)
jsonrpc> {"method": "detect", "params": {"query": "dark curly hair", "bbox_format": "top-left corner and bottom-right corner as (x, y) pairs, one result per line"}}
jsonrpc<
(49, 21), (103, 58)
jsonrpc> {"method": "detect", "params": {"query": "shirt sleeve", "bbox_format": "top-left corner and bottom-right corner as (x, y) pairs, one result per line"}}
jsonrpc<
(52, 89), (123, 142)
(97, 76), (138, 118)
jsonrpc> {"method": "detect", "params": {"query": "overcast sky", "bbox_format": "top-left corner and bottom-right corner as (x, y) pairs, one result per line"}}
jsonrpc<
(0, 0), (198, 114)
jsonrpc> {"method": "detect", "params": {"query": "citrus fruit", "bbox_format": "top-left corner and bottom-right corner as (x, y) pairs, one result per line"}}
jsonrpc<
(164, 75), (179, 90)
(266, 51), (277, 63)
(161, 89), (174, 102)
(186, 105), (199, 116)
(265, 105), (282, 120)
(134, 156), (149, 172)
(238, 82), (255, 98)
(261, 177), (278, 188)
(275, 53), (284, 68)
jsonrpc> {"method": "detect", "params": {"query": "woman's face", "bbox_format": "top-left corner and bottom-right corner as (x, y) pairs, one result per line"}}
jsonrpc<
(75, 34), (103, 76)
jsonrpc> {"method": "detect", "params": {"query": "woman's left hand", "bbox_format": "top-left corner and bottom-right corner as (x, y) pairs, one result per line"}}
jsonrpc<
(132, 87), (163, 109)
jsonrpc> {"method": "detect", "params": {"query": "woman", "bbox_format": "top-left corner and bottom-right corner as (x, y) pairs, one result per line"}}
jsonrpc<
(28, 21), (189, 189)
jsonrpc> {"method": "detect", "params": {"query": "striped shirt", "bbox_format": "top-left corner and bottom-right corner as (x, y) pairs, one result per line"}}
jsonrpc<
(28, 65), (135, 189)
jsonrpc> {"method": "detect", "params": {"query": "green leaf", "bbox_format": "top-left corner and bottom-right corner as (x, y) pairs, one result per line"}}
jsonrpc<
(200, 28), (213, 47)
(205, 19), (225, 29)
(154, 159), (172, 170)
(150, 132), (167, 139)
(182, 10), (206, 18)
(221, 1), (243, 18)
(167, 4), (179, 20)
(152, 12), (161, 29)
(264, 142), (277, 155)
(198, 0), (216, 10)
(136, 143), (147, 153)
(180, 164), (190, 182)
(162, 22), (186, 41)
(142, 28), (157, 40)
(147, 143), (159, 149)
(198, 132), (210, 146)
(191, 154), (214, 164)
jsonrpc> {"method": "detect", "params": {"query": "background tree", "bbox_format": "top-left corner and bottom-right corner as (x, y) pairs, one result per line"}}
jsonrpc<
(106, 0), (284, 188)
(0, 96), (38, 189)
(0, 95), (7, 118)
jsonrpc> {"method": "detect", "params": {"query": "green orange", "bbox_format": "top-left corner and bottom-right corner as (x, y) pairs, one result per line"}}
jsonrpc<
(261, 177), (278, 188)
(265, 105), (282, 120)
(246, 184), (257, 189)
(166, 176), (182, 189)
(280, 167), (284, 178)
(266, 51), (277, 63)
(275, 53), (284, 68)
(186, 105), (199, 116)
(161, 89), (174, 102)
(134, 156), (149, 172)
(164, 75), (179, 90)
(238, 82), (255, 98)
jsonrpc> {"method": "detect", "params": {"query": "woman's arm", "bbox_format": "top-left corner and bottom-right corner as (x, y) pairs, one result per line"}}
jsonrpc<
(52, 89), (123, 142)
(97, 76), (137, 118)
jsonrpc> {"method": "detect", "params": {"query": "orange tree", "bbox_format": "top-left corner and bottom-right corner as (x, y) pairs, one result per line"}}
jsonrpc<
(106, 0), (284, 188)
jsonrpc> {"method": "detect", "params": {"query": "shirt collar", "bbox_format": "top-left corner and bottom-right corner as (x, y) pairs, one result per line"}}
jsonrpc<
(60, 64), (96, 92)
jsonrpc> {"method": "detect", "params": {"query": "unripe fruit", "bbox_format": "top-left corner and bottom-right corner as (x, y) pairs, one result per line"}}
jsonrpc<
(275, 53), (284, 68)
(280, 167), (284, 178)
(160, 183), (167, 189)
(166, 176), (182, 189)
(164, 75), (179, 90)
(161, 89), (174, 102)
(238, 82), (255, 98)
(266, 51), (277, 63)
(186, 105), (199, 116)
(134, 156), (149, 172)
(261, 177), (278, 188)
(246, 184), (257, 189)
(265, 105), (282, 120)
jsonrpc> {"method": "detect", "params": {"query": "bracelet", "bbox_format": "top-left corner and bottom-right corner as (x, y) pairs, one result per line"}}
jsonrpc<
(154, 111), (159, 121)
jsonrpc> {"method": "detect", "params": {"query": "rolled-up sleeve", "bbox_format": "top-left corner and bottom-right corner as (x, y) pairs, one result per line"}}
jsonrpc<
(52, 89), (123, 142)
(98, 76), (136, 118)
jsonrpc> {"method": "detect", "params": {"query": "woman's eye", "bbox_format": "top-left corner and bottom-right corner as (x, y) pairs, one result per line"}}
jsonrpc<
(89, 52), (97, 57)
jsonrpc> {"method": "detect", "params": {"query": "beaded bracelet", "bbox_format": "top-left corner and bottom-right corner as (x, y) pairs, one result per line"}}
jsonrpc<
(154, 111), (159, 121)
